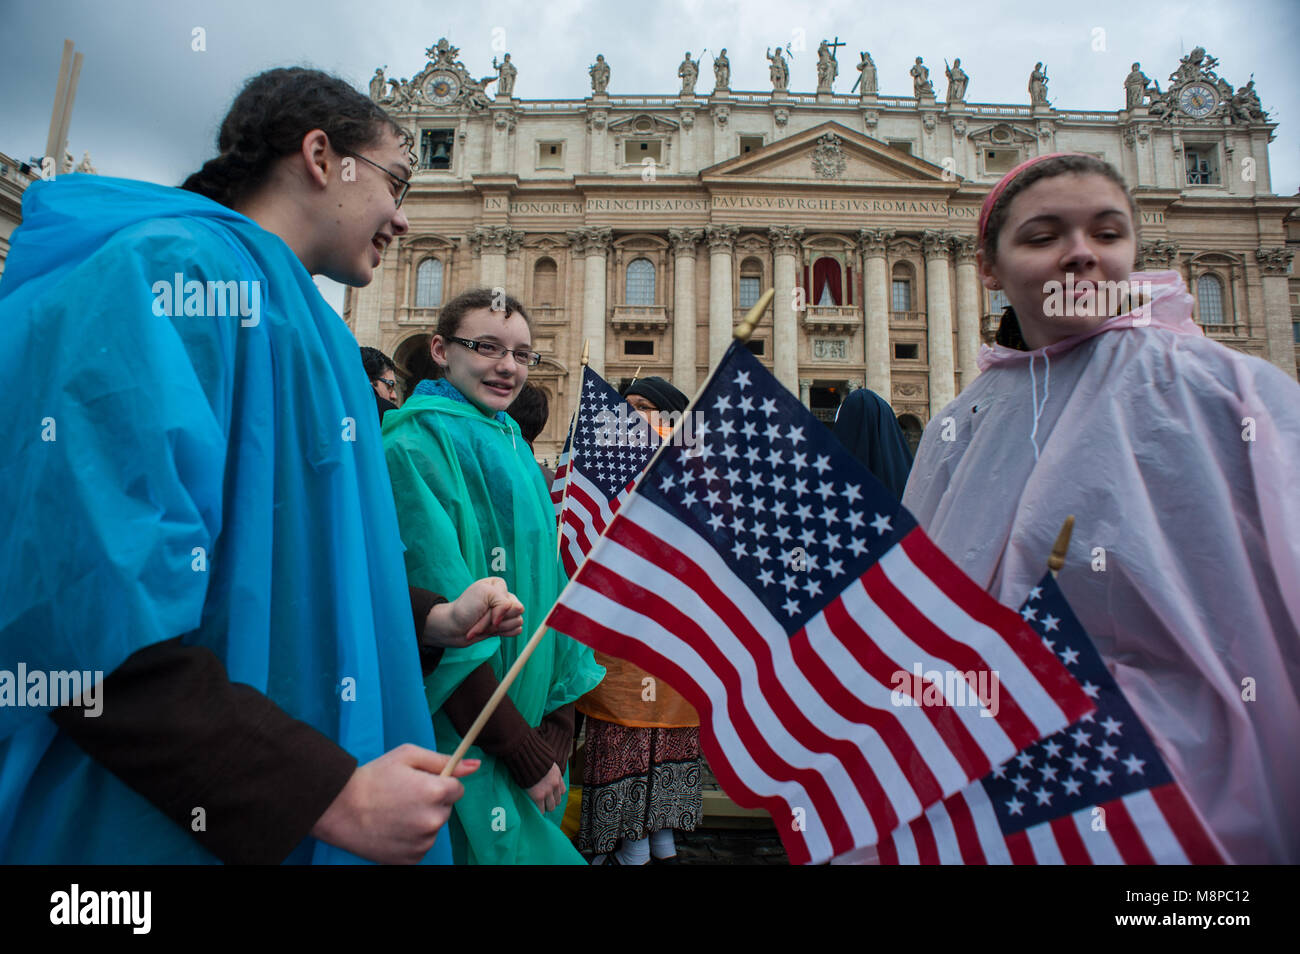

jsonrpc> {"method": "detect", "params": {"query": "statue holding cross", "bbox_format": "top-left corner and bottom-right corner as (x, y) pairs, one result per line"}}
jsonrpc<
(817, 37), (844, 93)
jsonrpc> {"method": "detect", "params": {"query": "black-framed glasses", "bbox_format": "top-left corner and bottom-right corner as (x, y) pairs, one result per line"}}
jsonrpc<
(346, 151), (411, 208)
(376, 377), (397, 390)
(449, 336), (541, 367)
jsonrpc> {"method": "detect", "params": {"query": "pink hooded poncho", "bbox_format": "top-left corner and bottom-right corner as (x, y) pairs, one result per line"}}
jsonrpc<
(902, 270), (1300, 863)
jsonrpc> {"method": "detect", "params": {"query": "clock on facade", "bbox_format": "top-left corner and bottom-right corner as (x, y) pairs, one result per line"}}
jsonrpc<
(424, 70), (461, 106)
(1177, 82), (1218, 119)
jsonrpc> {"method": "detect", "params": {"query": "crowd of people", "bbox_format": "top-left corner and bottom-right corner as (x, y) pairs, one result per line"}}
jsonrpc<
(0, 65), (1294, 865)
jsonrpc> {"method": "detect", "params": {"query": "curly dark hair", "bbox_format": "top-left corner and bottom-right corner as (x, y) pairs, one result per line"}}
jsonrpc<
(182, 67), (409, 209)
(435, 287), (533, 340)
(359, 345), (395, 381)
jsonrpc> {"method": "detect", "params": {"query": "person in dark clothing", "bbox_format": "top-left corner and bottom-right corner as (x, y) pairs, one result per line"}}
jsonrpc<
(831, 387), (915, 501)
(507, 383), (554, 484)
(362, 345), (399, 418)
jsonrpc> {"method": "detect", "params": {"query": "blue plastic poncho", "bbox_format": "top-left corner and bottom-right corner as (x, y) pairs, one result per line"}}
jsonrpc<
(0, 175), (450, 864)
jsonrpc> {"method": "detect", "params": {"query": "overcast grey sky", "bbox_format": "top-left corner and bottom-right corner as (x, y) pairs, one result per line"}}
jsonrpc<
(3, 0), (1296, 310)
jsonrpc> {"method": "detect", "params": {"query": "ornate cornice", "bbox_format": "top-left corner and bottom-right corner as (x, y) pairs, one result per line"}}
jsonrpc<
(856, 227), (894, 258)
(704, 224), (739, 252)
(1139, 239), (1180, 269)
(921, 229), (953, 260)
(668, 227), (704, 255)
(1255, 246), (1294, 275)
(951, 234), (978, 263)
(768, 225), (805, 255)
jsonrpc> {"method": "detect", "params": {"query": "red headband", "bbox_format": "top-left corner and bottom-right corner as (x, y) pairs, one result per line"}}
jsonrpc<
(977, 152), (1086, 251)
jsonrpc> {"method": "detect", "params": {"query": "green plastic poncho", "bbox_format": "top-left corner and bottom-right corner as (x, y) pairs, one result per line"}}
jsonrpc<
(382, 379), (604, 865)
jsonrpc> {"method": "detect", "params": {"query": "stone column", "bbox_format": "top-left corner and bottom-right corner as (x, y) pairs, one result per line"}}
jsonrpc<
(1256, 247), (1297, 379)
(798, 378), (811, 408)
(669, 228), (703, 391)
(922, 230), (957, 412)
(769, 226), (804, 392)
(952, 235), (982, 392)
(705, 225), (738, 369)
(472, 226), (521, 290)
(856, 228), (893, 402)
(568, 228), (612, 375)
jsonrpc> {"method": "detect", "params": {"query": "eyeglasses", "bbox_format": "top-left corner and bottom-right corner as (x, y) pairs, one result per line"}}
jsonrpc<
(346, 151), (411, 208)
(376, 377), (397, 390)
(449, 336), (542, 367)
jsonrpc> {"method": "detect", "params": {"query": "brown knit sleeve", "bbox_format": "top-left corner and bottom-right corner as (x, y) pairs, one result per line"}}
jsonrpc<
(50, 637), (357, 865)
(441, 663), (557, 789)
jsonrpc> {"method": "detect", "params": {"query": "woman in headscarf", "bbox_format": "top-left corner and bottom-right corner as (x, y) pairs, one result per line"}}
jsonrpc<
(577, 376), (705, 865)
(831, 387), (914, 500)
(902, 153), (1300, 863)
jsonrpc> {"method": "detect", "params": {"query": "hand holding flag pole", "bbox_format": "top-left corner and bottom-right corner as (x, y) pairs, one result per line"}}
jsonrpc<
(441, 292), (776, 777)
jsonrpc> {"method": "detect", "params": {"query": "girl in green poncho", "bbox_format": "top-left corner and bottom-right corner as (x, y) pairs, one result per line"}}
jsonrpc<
(382, 288), (604, 865)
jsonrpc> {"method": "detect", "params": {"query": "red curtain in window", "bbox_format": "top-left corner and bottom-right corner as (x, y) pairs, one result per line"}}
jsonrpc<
(812, 257), (843, 306)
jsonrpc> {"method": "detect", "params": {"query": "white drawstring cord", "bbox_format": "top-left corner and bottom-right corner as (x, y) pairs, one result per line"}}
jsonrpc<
(1028, 350), (1051, 461)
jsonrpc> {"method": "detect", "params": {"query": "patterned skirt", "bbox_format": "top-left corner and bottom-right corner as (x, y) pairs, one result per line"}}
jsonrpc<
(576, 718), (703, 855)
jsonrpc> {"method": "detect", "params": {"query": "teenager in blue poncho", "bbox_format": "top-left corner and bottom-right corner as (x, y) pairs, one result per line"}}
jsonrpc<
(383, 289), (605, 864)
(0, 68), (521, 864)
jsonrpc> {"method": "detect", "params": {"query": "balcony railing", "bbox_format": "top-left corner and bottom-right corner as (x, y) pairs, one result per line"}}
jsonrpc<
(610, 304), (668, 330)
(530, 305), (566, 324)
(399, 306), (440, 325)
(802, 305), (861, 334)
(889, 310), (926, 326)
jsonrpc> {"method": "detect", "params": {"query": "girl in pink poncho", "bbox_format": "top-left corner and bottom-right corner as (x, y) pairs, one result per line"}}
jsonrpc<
(902, 153), (1299, 863)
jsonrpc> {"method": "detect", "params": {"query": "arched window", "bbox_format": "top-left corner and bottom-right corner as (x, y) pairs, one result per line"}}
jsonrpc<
(1196, 273), (1225, 324)
(812, 257), (843, 306)
(738, 256), (763, 309)
(533, 257), (557, 307)
(625, 257), (655, 305)
(416, 258), (443, 308)
(891, 263), (914, 314)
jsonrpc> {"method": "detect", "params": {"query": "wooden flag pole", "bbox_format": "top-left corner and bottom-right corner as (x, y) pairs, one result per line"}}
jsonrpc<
(441, 293), (775, 776)
(1048, 515), (1074, 577)
(554, 339), (590, 559)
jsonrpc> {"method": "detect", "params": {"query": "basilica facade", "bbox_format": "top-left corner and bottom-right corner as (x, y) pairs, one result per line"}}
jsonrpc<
(343, 39), (1298, 460)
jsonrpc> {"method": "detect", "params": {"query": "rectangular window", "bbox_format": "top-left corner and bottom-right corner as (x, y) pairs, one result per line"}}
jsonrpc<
(624, 139), (662, 164)
(888, 140), (913, 155)
(623, 339), (654, 356)
(988, 289), (1010, 313)
(1185, 145), (1220, 185)
(740, 135), (764, 155)
(420, 129), (455, 170)
(984, 148), (1019, 175)
(536, 141), (564, 169)
(745, 339), (766, 356)
(894, 342), (920, 360)
(891, 280), (912, 313)
(738, 276), (761, 309)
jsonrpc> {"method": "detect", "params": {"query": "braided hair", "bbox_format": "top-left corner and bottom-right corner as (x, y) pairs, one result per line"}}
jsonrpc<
(182, 67), (409, 209)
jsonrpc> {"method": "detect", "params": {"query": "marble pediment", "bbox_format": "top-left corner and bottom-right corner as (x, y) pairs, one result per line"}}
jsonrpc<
(702, 122), (955, 184)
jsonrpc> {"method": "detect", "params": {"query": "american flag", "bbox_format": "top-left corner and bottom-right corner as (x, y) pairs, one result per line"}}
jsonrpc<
(551, 367), (659, 576)
(878, 572), (1224, 864)
(545, 342), (1094, 865)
